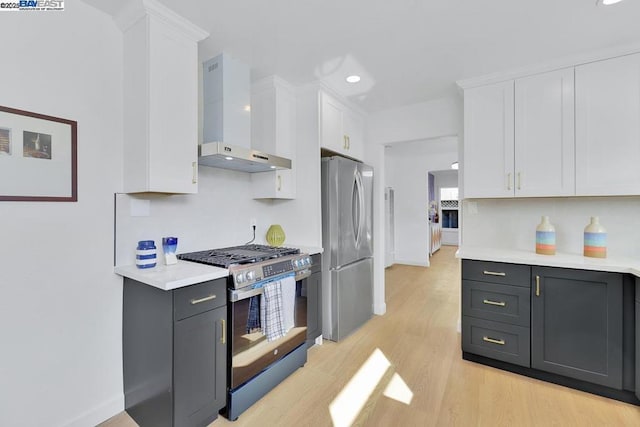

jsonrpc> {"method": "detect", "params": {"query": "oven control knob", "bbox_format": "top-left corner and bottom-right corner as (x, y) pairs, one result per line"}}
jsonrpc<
(246, 271), (256, 281)
(236, 273), (245, 284)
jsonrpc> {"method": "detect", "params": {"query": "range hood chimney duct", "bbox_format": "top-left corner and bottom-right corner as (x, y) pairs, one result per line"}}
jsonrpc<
(199, 53), (291, 172)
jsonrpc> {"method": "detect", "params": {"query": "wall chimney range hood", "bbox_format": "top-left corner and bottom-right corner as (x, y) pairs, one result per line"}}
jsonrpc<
(199, 53), (291, 173)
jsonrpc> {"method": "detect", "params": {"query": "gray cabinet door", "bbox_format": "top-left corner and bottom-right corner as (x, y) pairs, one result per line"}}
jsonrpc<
(306, 270), (322, 347)
(174, 305), (227, 427)
(636, 277), (640, 400)
(531, 267), (623, 389)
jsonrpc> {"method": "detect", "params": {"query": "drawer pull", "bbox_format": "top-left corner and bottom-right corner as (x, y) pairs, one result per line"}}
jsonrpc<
(483, 270), (506, 277)
(483, 336), (506, 346)
(190, 294), (216, 305)
(221, 319), (226, 344)
(483, 299), (506, 307)
(535, 275), (540, 297)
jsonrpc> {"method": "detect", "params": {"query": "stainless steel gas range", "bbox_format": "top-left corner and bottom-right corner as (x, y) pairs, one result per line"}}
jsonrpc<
(178, 244), (312, 421)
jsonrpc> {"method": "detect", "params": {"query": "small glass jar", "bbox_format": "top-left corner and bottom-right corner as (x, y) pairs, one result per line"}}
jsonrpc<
(136, 240), (157, 269)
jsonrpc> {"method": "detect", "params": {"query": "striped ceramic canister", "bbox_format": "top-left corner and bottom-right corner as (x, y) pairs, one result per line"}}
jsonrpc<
(536, 216), (556, 255)
(584, 216), (607, 258)
(136, 240), (157, 268)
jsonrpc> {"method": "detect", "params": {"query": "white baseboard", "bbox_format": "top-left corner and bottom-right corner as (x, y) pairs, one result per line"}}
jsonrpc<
(373, 302), (387, 315)
(63, 394), (124, 427)
(393, 259), (429, 267)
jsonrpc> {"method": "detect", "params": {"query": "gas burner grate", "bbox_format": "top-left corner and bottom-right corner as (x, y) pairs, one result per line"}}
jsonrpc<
(178, 244), (299, 268)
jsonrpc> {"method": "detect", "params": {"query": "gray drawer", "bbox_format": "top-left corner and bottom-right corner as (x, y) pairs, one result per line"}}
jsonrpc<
(174, 278), (227, 321)
(462, 316), (530, 367)
(462, 280), (530, 327)
(462, 259), (531, 287)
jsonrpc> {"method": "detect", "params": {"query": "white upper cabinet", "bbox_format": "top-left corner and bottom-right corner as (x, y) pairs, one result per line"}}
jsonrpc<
(575, 53), (640, 196)
(463, 80), (515, 198)
(464, 68), (575, 198)
(251, 77), (296, 199)
(119, 0), (208, 194)
(320, 91), (364, 160)
(515, 68), (575, 197)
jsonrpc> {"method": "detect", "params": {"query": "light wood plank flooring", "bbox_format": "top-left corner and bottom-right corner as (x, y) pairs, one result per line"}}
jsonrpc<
(102, 246), (640, 426)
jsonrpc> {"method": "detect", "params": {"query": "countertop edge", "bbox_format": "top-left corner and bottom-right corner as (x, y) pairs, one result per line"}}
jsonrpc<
(457, 246), (640, 278)
(114, 261), (229, 291)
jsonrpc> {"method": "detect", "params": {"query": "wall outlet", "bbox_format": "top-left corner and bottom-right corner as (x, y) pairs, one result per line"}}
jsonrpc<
(250, 218), (257, 228)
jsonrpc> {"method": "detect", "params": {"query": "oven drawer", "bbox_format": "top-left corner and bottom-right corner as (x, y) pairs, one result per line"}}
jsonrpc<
(462, 259), (531, 287)
(462, 280), (530, 326)
(462, 316), (530, 367)
(174, 278), (227, 321)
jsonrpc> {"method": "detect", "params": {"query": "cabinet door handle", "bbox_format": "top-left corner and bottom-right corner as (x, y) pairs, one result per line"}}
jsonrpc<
(192, 161), (198, 184)
(507, 173), (512, 191)
(343, 135), (348, 149)
(517, 172), (522, 190)
(483, 299), (506, 307)
(277, 175), (282, 191)
(220, 318), (226, 344)
(535, 275), (540, 297)
(483, 270), (506, 277)
(347, 135), (350, 149)
(190, 294), (216, 305)
(483, 336), (505, 345)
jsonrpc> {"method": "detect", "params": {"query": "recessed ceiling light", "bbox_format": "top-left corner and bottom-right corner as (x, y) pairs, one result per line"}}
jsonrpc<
(597, 0), (624, 5)
(346, 75), (361, 83)
(225, 156), (233, 161)
(451, 161), (459, 170)
(270, 165), (276, 169)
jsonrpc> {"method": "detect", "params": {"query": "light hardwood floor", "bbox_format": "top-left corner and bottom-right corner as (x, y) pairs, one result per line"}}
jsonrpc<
(102, 246), (640, 426)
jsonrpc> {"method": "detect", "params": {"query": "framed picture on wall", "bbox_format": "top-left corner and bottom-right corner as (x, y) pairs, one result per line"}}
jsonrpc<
(0, 105), (77, 202)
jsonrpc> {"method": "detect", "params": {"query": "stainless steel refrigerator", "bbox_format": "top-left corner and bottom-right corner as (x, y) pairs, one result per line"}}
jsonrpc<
(321, 156), (374, 341)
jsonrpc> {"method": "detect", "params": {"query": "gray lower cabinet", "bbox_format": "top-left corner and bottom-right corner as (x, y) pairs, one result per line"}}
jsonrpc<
(635, 277), (640, 400)
(306, 253), (322, 348)
(123, 277), (227, 427)
(462, 259), (638, 404)
(531, 267), (623, 389)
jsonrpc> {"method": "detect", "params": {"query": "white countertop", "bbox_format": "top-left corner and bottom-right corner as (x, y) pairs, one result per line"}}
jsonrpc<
(114, 244), (322, 291)
(457, 246), (640, 278)
(114, 261), (229, 291)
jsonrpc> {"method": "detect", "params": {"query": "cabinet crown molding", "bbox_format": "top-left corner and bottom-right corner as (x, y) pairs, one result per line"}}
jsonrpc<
(457, 42), (640, 90)
(114, 0), (209, 41)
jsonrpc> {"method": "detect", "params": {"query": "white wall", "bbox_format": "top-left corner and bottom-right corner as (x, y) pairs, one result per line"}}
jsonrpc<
(367, 97), (461, 145)
(462, 197), (640, 258)
(0, 4), (124, 427)
(365, 96), (462, 315)
(385, 138), (458, 266)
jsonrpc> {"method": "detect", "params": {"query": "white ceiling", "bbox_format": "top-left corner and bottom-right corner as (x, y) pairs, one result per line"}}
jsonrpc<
(84, 0), (640, 112)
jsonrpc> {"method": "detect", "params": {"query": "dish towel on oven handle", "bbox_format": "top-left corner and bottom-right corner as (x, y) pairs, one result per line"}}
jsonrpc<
(280, 275), (296, 333)
(246, 295), (261, 333)
(261, 279), (286, 341)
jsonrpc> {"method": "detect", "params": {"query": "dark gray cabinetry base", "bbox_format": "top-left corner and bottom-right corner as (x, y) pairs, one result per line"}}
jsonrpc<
(461, 259), (638, 405)
(306, 254), (322, 348)
(637, 277), (640, 400)
(123, 277), (227, 427)
(531, 267), (623, 389)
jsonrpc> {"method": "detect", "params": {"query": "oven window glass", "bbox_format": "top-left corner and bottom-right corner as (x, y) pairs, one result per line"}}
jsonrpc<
(230, 280), (307, 389)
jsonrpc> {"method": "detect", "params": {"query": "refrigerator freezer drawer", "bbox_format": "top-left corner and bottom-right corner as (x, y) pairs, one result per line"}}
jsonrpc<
(327, 258), (373, 341)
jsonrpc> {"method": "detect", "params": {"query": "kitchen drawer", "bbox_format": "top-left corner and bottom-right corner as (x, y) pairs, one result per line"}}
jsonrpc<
(462, 259), (531, 287)
(462, 280), (530, 327)
(174, 278), (227, 321)
(462, 316), (531, 367)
